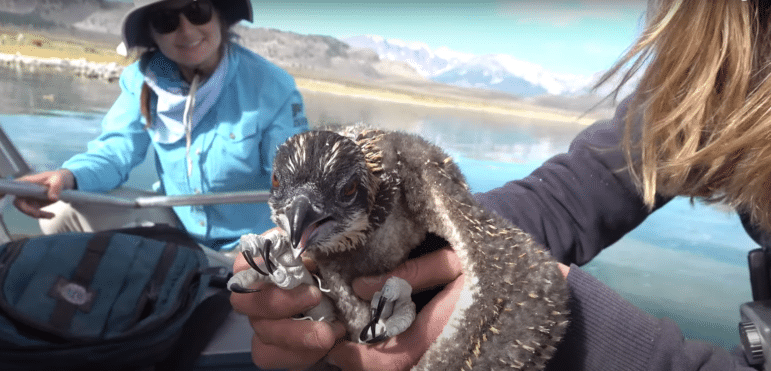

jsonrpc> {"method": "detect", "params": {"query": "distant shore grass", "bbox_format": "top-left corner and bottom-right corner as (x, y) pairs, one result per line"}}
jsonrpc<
(0, 28), (128, 65)
(0, 26), (598, 125)
(294, 77), (597, 125)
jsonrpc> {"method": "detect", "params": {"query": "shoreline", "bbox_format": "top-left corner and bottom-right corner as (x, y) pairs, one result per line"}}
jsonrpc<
(295, 78), (597, 125)
(0, 50), (596, 125)
(0, 52), (123, 81)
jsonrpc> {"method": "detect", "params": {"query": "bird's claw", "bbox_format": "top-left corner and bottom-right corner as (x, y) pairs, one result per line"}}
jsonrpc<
(228, 232), (315, 292)
(360, 294), (389, 343)
(358, 276), (416, 343)
(242, 239), (277, 276)
(228, 282), (261, 293)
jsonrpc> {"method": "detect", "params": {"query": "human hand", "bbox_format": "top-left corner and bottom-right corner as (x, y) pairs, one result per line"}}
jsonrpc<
(231, 235), (569, 371)
(11, 169), (75, 219)
(229, 229), (347, 371)
(325, 245), (464, 370)
(557, 262), (570, 278)
(326, 252), (571, 370)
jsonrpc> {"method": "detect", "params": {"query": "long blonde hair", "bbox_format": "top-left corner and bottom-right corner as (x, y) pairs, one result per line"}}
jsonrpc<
(598, 0), (771, 232)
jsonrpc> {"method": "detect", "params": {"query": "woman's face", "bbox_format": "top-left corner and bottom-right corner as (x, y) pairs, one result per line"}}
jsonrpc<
(149, 0), (223, 81)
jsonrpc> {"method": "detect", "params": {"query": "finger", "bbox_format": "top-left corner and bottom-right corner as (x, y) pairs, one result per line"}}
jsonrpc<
(13, 172), (58, 203)
(303, 256), (318, 273)
(17, 172), (56, 196)
(249, 333), (330, 371)
(13, 198), (54, 219)
(558, 262), (570, 278)
(252, 317), (346, 351)
(44, 169), (75, 200)
(46, 174), (64, 200)
(327, 275), (466, 370)
(230, 283), (322, 319)
(233, 248), (254, 273)
(353, 245), (462, 300)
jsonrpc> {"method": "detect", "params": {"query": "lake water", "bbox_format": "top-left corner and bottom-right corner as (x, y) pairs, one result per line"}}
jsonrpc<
(0, 66), (757, 351)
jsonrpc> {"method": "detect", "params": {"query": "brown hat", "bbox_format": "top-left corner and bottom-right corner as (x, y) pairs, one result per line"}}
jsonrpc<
(121, 0), (253, 48)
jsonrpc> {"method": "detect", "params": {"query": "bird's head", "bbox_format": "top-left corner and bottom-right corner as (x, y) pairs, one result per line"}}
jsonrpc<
(269, 131), (378, 259)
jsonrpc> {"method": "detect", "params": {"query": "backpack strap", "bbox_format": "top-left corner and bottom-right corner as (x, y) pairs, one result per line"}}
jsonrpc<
(146, 242), (178, 300)
(0, 238), (27, 269)
(47, 232), (112, 332)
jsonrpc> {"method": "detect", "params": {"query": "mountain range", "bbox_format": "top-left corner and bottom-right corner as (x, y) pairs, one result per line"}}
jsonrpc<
(343, 35), (636, 98)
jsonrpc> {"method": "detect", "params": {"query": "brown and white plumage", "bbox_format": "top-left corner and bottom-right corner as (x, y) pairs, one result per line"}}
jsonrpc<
(239, 126), (569, 370)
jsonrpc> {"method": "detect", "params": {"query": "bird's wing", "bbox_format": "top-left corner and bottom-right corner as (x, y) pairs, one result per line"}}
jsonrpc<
(382, 131), (569, 370)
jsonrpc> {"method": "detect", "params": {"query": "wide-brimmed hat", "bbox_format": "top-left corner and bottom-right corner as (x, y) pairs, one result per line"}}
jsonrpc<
(121, 0), (253, 49)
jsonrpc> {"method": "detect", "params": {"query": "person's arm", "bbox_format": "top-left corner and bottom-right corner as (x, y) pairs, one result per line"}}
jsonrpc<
(11, 66), (149, 218)
(61, 64), (151, 193)
(548, 264), (755, 371)
(476, 97), (671, 265)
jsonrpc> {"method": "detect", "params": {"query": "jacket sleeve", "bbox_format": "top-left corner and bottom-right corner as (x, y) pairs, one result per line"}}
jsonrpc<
(546, 265), (755, 371)
(475, 97), (669, 265)
(473, 98), (754, 369)
(62, 66), (151, 192)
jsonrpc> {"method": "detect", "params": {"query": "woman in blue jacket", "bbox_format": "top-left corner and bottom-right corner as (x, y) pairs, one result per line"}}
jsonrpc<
(230, 0), (769, 370)
(12, 0), (308, 252)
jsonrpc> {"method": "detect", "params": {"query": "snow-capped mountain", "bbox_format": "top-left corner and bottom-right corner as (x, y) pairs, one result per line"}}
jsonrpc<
(344, 35), (606, 97)
(344, 35), (471, 77)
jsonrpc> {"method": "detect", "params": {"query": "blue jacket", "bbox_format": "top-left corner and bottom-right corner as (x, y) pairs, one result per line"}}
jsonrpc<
(63, 43), (309, 250)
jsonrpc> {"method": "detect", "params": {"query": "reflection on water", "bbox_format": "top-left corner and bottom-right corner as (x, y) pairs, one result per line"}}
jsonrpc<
(0, 66), (121, 114)
(0, 67), (757, 351)
(302, 89), (581, 166)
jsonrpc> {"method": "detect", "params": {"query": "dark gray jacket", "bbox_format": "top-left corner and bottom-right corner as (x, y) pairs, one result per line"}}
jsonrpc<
(476, 97), (759, 370)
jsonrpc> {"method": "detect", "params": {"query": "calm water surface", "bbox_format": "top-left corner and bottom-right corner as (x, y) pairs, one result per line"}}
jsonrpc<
(0, 66), (756, 351)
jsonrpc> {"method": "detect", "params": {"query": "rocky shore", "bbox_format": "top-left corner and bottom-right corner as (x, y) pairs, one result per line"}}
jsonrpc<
(0, 52), (123, 82)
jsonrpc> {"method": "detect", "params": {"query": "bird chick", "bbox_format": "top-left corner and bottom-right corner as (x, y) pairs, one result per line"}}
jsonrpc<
(229, 127), (569, 370)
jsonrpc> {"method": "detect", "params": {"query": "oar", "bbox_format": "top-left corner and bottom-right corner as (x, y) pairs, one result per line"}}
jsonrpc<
(0, 178), (270, 208)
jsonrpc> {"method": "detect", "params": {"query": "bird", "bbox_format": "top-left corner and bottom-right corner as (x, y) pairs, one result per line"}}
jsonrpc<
(228, 126), (569, 370)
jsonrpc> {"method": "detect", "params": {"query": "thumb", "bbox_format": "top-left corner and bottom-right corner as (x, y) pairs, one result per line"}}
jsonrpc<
(46, 178), (63, 201)
(46, 169), (75, 200)
(352, 245), (462, 300)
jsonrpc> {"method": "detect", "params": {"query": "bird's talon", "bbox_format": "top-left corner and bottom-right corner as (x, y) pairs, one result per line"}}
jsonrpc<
(264, 239), (277, 274)
(229, 282), (261, 294)
(371, 294), (387, 322)
(242, 249), (269, 276)
(359, 295), (389, 342)
(364, 333), (389, 344)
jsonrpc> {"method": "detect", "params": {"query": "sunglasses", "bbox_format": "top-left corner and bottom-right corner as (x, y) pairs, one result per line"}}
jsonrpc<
(149, 0), (214, 34)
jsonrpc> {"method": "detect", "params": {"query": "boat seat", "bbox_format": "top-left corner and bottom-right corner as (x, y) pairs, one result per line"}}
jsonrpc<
(0, 123), (32, 243)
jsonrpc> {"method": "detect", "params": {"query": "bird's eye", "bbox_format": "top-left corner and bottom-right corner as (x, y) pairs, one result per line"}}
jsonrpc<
(342, 180), (358, 198)
(271, 173), (279, 189)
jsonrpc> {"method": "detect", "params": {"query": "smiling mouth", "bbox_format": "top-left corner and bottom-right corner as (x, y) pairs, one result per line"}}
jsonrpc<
(178, 40), (202, 49)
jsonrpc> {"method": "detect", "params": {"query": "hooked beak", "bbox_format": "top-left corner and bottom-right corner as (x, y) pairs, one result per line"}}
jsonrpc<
(285, 195), (332, 259)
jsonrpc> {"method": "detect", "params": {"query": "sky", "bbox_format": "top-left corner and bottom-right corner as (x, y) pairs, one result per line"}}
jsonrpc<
(246, 1), (648, 76)
(108, 0), (648, 76)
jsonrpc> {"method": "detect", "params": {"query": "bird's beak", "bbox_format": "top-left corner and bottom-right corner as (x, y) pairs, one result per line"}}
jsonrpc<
(285, 195), (331, 259)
